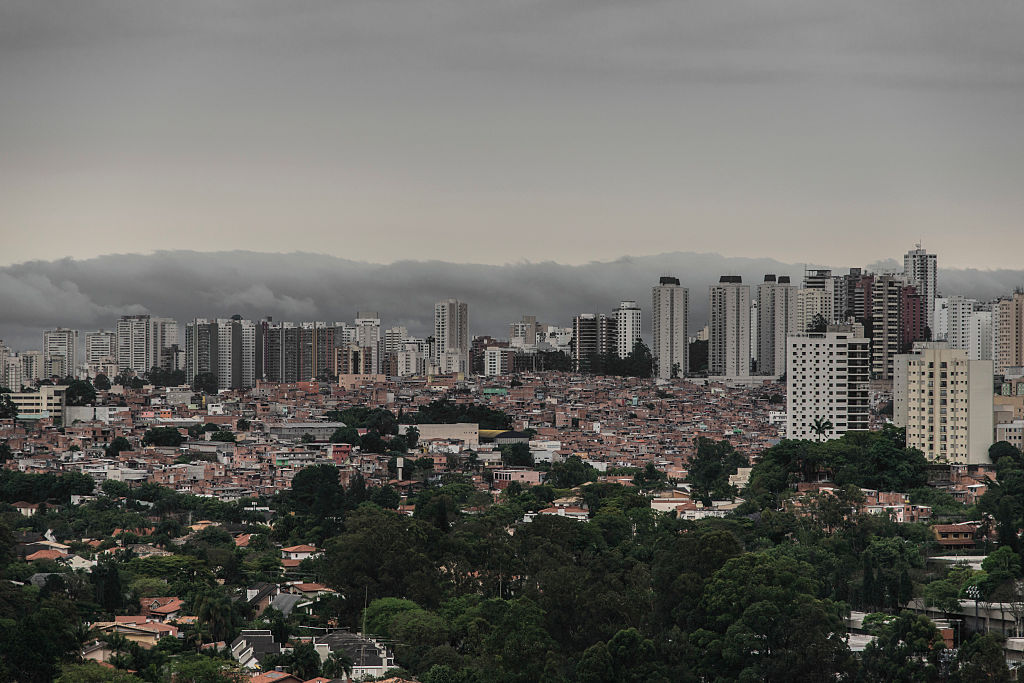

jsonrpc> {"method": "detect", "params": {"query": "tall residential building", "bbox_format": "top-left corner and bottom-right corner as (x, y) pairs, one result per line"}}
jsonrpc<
(651, 277), (688, 380)
(150, 317), (180, 371)
(900, 286), (927, 356)
(0, 342), (20, 391)
(185, 319), (218, 386)
(383, 326), (409, 354)
(434, 299), (469, 374)
(786, 323), (871, 440)
(995, 293), (1024, 374)
(572, 313), (617, 372)
(870, 275), (926, 380)
(933, 296), (976, 353)
(394, 342), (426, 377)
(756, 275), (796, 376)
(116, 314), (153, 374)
(218, 318), (257, 390)
(484, 346), (516, 376)
(968, 310), (993, 361)
(186, 318), (257, 390)
(335, 344), (376, 375)
(43, 328), (79, 378)
(750, 298), (758, 369)
(20, 351), (44, 384)
(85, 330), (117, 365)
(300, 322), (337, 380)
(614, 300), (642, 359)
(2, 352), (23, 392)
(796, 288), (834, 334)
(709, 276), (751, 377)
(354, 312), (382, 374)
(894, 343), (993, 464)
(509, 315), (541, 348)
(904, 244), (938, 331)
(803, 269), (833, 291)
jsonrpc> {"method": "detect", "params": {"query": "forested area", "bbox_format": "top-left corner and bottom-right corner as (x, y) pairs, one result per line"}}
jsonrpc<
(2, 429), (1024, 680)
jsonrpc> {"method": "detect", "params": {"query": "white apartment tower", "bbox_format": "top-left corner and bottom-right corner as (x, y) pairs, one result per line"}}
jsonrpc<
(434, 299), (469, 374)
(796, 288), (834, 334)
(968, 311), (993, 362)
(355, 311), (382, 374)
(615, 300), (642, 359)
(786, 324), (871, 440)
(116, 314), (152, 374)
(904, 244), (938, 330)
(383, 326), (409, 354)
(894, 343), (993, 464)
(709, 276), (751, 377)
(85, 330), (117, 365)
(757, 275), (797, 376)
(218, 318), (256, 390)
(651, 277), (688, 380)
(43, 328), (79, 378)
(934, 296), (976, 352)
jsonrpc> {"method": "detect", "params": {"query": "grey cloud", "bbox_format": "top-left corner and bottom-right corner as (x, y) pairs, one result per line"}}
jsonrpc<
(2, 250), (1023, 351)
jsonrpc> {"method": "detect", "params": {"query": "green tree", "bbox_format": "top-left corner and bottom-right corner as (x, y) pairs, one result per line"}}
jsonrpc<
(64, 379), (97, 407)
(195, 591), (237, 643)
(106, 436), (132, 457)
(545, 455), (598, 489)
(807, 313), (829, 333)
(330, 426), (362, 446)
(860, 611), (945, 682)
(191, 372), (219, 394)
(322, 651), (354, 679)
(142, 426), (184, 447)
(686, 438), (747, 505)
(0, 393), (15, 419)
(93, 373), (112, 391)
(695, 552), (853, 681)
(950, 632), (1011, 682)
(101, 479), (131, 498)
(689, 339), (708, 374)
(55, 662), (143, 682)
(499, 443), (533, 467)
(990, 441), (1023, 466)
(363, 597), (422, 637)
(810, 416), (834, 442)
(170, 655), (247, 682)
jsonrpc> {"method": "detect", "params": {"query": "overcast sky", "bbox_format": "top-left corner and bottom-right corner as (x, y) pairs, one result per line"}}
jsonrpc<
(2, 1), (1024, 268)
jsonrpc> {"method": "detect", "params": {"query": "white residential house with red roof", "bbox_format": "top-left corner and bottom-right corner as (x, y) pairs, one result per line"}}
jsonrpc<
(280, 544), (319, 561)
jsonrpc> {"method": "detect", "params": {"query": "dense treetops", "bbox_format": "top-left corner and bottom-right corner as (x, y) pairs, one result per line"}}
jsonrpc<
(1, 431), (1022, 681)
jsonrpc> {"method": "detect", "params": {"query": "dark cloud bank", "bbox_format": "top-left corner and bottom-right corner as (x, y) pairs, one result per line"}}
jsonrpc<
(2, 251), (1022, 351)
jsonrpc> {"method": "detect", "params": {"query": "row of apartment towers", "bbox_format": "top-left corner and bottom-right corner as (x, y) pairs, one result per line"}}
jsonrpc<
(572, 247), (939, 382)
(3, 300), (470, 392)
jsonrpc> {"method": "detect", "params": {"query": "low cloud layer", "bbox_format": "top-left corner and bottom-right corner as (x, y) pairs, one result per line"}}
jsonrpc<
(2, 251), (1023, 351)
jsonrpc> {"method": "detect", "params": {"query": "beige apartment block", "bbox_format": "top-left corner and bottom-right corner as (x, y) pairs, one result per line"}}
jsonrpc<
(894, 343), (993, 464)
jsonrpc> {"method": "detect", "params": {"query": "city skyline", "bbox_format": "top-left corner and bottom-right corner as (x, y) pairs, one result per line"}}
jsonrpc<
(5, 246), (1024, 351)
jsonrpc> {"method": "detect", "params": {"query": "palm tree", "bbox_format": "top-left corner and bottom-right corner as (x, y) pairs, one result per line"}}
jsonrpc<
(322, 651), (354, 680)
(196, 591), (234, 643)
(811, 417), (834, 442)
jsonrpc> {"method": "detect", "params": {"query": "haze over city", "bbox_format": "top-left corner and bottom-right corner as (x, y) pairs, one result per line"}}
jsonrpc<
(3, 1), (1024, 268)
